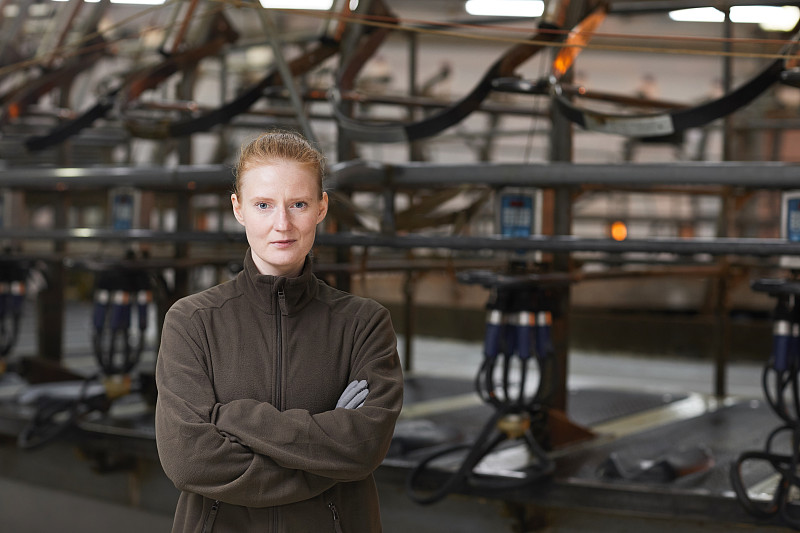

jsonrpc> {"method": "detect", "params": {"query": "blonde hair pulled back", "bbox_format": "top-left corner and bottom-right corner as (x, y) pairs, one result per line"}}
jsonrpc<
(234, 130), (325, 198)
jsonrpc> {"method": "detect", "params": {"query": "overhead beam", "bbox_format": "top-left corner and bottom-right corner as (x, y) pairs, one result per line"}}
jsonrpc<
(2, 161), (800, 190)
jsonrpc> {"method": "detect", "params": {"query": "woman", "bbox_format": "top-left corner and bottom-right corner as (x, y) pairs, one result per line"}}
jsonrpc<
(155, 130), (404, 532)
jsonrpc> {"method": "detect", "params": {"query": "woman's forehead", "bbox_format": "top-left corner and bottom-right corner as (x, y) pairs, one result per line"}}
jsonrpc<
(239, 162), (319, 191)
(240, 159), (322, 195)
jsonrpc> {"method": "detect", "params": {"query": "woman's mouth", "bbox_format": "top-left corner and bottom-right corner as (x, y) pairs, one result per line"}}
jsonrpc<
(271, 240), (296, 248)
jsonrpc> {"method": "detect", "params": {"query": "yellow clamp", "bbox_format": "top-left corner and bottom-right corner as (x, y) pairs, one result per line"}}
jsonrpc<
(103, 374), (132, 400)
(496, 412), (531, 440)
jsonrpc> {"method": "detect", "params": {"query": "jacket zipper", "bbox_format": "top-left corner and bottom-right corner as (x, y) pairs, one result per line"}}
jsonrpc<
(328, 502), (344, 533)
(201, 500), (220, 533)
(274, 284), (287, 533)
(276, 286), (286, 411)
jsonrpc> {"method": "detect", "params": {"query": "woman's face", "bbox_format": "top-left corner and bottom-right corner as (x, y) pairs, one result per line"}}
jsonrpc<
(231, 160), (328, 277)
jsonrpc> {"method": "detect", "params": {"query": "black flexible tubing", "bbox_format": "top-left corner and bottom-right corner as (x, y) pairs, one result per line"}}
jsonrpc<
(779, 427), (800, 528)
(732, 365), (800, 527)
(483, 357), (501, 409)
(474, 358), (490, 403)
(766, 424), (793, 454)
(763, 365), (792, 424)
(534, 354), (556, 405)
(730, 449), (790, 518)
(502, 352), (512, 404)
(792, 365), (800, 423)
(17, 376), (98, 450)
(0, 304), (21, 357)
(407, 409), (507, 505)
(94, 320), (143, 375)
(516, 358), (529, 408)
(408, 352), (553, 505)
(407, 402), (556, 505)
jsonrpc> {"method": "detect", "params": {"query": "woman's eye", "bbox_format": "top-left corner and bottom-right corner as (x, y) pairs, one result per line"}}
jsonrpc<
(256, 202), (269, 209)
(292, 202), (307, 209)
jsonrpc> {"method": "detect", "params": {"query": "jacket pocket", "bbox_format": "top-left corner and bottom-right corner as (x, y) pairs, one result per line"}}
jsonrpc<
(201, 499), (220, 533)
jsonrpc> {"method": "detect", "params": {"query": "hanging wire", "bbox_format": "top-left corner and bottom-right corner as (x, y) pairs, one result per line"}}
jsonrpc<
(229, 4), (800, 61)
(523, 45), (550, 163)
(1, 0), (797, 83)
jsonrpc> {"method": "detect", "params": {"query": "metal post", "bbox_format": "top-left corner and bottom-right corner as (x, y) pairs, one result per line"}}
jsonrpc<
(547, 0), (582, 413)
(714, 6), (734, 398)
(37, 192), (66, 362)
(402, 271), (416, 372)
(173, 68), (197, 299)
(408, 32), (425, 162)
(334, 1), (375, 292)
(256, 5), (318, 145)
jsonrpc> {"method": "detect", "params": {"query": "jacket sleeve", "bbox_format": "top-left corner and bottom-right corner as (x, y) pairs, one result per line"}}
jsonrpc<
(155, 303), (337, 508)
(213, 305), (404, 482)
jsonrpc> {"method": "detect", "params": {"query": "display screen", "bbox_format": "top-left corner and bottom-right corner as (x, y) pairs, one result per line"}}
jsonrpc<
(499, 194), (534, 238)
(111, 191), (136, 230)
(786, 198), (800, 242)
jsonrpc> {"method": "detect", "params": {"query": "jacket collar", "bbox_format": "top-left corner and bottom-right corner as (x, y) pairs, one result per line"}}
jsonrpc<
(239, 248), (318, 315)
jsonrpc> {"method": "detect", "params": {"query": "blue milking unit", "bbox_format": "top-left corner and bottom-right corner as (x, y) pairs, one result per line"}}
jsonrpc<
(91, 252), (153, 377)
(731, 191), (800, 528)
(17, 251), (160, 451)
(406, 187), (560, 504)
(406, 271), (565, 505)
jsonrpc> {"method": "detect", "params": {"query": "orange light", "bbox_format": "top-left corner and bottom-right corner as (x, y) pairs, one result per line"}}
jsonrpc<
(610, 221), (628, 241)
(552, 6), (608, 79)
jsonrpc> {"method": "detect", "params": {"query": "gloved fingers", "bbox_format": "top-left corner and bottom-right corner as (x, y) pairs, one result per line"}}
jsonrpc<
(336, 379), (367, 408)
(336, 379), (360, 408)
(344, 387), (369, 409)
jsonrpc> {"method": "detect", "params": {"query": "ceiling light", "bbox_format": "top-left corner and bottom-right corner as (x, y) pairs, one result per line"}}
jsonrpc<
(259, 0), (334, 9)
(465, 0), (544, 18)
(668, 7), (724, 23)
(669, 5), (800, 31)
(732, 5), (800, 31)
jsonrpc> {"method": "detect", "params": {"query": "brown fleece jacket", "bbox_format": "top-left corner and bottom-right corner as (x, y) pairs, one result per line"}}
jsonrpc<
(155, 250), (403, 532)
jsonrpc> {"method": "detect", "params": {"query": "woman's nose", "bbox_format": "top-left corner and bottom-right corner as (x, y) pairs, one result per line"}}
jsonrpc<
(274, 207), (291, 229)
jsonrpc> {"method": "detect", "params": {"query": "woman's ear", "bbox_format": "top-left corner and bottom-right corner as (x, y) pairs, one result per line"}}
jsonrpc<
(317, 191), (329, 224)
(231, 193), (245, 226)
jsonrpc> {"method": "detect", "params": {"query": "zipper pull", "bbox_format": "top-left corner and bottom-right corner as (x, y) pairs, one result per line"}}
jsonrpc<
(328, 502), (344, 533)
(278, 288), (287, 315)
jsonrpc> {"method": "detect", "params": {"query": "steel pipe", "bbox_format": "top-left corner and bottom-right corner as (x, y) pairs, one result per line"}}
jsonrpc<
(3, 228), (800, 257)
(2, 161), (800, 191)
(329, 161), (800, 190)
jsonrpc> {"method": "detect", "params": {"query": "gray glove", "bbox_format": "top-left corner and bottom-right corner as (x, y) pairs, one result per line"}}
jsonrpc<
(336, 379), (368, 409)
